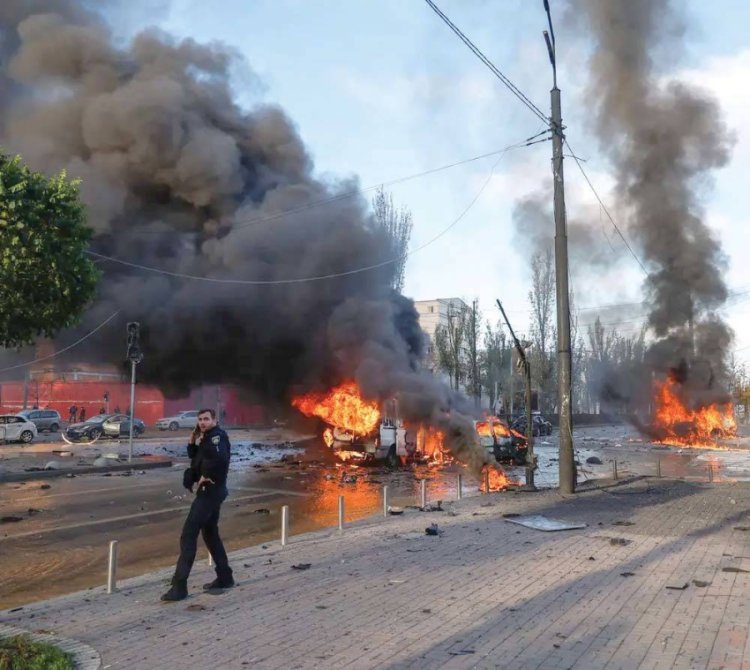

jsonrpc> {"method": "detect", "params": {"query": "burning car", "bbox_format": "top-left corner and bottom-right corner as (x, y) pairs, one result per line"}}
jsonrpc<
(474, 417), (527, 465)
(650, 375), (737, 446)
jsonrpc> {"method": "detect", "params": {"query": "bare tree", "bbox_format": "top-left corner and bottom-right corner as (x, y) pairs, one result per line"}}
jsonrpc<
(480, 320), (510, 413)
(434, 303), (468, 391)
(466, 299), (482, 404)
(372, 187), (413, 293)
(528, 247), (556, 411)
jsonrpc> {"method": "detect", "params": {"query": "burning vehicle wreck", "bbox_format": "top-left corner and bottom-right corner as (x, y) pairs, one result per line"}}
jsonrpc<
(648, 374), (737, 447)
(291, 381), (517, 489)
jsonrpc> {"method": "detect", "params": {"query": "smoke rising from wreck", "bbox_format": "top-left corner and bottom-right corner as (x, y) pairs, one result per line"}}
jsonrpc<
(0, 1), (491, 469)
(569, 0), (735, 407)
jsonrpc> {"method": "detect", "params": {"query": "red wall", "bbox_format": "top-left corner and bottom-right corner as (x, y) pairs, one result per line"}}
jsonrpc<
(163, 385), (265, 427)
(0, 381), (165, 425)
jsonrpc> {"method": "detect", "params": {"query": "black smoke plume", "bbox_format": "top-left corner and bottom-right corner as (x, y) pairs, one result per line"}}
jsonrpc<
(570, 0), (735, 409)
(0, 1), (491, 469)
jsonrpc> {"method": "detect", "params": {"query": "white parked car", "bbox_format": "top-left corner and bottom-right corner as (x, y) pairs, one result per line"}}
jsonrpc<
(0, 415), (38, 444)
(155, 410), (200, 431)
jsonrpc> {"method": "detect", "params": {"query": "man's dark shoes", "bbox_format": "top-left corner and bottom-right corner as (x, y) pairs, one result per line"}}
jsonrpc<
(160, 579), (188, 602)
(202, 576), (235, 592)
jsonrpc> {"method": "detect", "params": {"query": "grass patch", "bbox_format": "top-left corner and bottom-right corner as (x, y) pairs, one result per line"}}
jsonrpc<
(0, 634), (74, 670)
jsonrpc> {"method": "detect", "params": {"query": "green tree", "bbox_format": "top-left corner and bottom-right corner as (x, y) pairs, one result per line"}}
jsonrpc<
(0, 153), (99, 348)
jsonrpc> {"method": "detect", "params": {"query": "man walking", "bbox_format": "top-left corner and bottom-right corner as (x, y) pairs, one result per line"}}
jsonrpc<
(161, 408), (234, 601)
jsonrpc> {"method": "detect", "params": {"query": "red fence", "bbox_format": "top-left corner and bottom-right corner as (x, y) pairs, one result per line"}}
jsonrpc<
(0, 381), (165, 425)
(0, 381), (266, 427)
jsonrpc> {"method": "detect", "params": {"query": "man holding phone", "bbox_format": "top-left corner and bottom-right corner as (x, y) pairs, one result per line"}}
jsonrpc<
(161, 408), (234, 601)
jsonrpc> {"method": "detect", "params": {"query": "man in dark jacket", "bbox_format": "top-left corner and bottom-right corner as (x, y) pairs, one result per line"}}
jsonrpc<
(161, 408), (234, 602)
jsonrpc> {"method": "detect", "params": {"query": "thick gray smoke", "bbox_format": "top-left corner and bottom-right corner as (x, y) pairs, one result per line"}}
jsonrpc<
(512, 182), (613, 268)
(0, 2), (491, 469)
(571, 0), (735, 408)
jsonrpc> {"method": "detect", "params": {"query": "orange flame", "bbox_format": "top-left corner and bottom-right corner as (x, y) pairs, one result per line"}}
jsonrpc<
(292, 381), (381, 435)
(322, 428), (334, 448)
(418, 427), (452, 464)
(479, 464), (513, 492)
(653, 376), (736, 447)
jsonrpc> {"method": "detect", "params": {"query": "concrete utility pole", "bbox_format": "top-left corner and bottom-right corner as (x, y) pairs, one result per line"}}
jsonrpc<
(543, 1), (575, 494)
(497, 300), (535, 491)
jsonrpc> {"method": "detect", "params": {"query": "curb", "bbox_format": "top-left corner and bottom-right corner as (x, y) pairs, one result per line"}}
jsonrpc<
(0, 458), (173, 483)
(0, 623), (101, 670)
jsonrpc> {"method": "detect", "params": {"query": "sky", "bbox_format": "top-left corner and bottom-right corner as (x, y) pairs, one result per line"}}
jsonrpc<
(116, 0), (750, 364)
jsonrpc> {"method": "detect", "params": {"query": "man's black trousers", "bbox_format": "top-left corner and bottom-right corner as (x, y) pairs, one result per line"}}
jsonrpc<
(173, 488), (232, 582)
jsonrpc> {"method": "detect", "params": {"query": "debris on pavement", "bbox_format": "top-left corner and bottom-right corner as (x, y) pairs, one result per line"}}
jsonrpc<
(722, 566), (750, 573)
(252, 508), (271, 514)
(425, 524), (442, 536)
(292, 563), (312, 570)
(505, 515), (587, 532)
(186, 604), (207, 611)
(620, 572), (635, 577)
(692, 580), (711, 587)
(388, 506), (404, 515)
(1, 516), (24, 523)
(609, 538), (632, 546)
(586, 457), (603, 464)
(666, 582), (689, 590)
(612, 520), (635, 526)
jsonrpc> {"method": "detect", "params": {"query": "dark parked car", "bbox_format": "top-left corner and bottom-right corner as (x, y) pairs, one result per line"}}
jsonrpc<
(17, 409), (62, 433)
(66, 414), (145, 441)
(102, 413), (145, 438)
(511, 413), (553, 437)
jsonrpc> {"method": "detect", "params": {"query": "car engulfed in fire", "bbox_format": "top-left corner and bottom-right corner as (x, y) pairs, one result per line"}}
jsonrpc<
(474, 417), (528, 465)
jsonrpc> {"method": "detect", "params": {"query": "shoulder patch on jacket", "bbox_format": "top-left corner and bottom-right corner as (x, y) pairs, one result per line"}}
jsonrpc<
(212, 435), (220, 445)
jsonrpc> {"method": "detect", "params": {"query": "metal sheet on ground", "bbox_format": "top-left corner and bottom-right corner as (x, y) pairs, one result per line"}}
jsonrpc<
(505, 515), (587, 531)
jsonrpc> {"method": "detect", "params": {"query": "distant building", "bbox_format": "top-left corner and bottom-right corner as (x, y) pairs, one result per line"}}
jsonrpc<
(413, 298), (469, 372)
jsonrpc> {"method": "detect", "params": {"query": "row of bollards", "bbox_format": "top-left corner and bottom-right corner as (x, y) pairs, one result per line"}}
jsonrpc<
(105, 472), (474, 593)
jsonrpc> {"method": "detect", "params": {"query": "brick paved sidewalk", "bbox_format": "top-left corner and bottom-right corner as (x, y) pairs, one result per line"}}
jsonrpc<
(3, 477), (750, 669)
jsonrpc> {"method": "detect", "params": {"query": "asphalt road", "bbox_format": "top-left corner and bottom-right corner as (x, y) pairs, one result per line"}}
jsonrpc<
(3, 423), (750, 610)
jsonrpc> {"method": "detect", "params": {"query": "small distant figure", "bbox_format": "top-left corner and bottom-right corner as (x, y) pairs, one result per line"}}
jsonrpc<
(68, 404), (78, 423)
(114, 405), (121, 414)
(99, 407), (106, 415)
(79, 407), (87, 422)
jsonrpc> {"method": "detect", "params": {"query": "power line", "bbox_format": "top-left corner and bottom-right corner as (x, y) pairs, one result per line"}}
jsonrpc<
(87, 140), (527, 285)
(0, 310), (121, 375)
(424, 0), (549, 125)
(564, 139), (649, 276)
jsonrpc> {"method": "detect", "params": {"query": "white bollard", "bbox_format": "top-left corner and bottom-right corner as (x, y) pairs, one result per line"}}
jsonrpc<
(457, 474), (463, 500)
(613, 460), (618, 480)
(107, 540), (118, 594)
(281, 505), (289, 546)
(338, 495), (345, 531)
(420, 479), (427, 508)
(383, 486), (389, 517)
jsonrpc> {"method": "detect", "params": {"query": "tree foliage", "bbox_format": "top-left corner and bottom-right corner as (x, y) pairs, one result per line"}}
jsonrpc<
(0, 153), (99, 348)
(372, 187), (413, 293)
